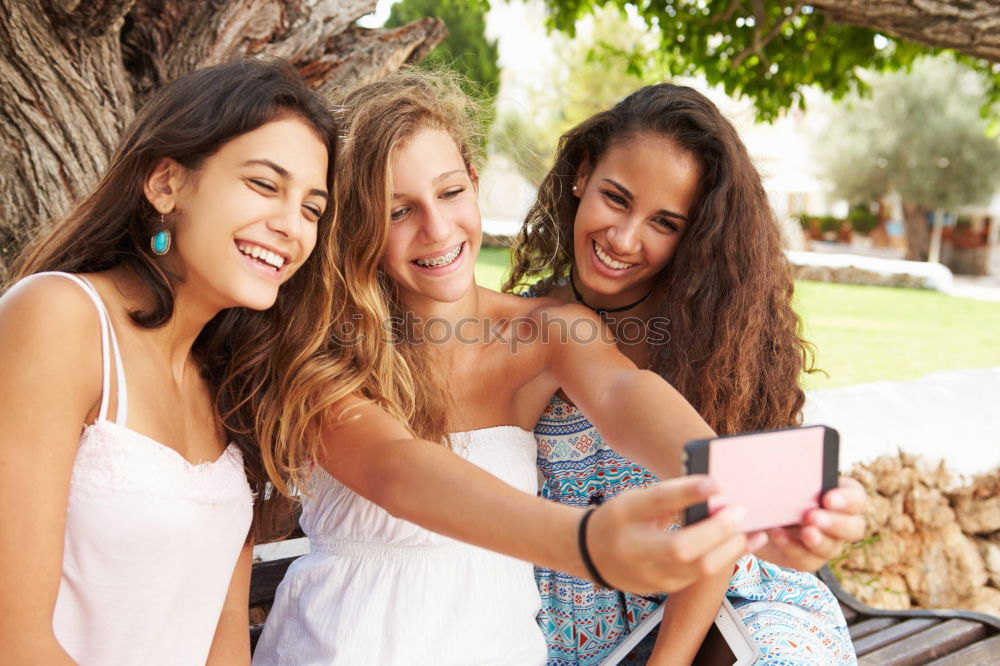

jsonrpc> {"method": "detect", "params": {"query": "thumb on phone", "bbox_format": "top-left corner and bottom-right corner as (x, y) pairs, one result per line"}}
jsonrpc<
(618, 475), (718, 523)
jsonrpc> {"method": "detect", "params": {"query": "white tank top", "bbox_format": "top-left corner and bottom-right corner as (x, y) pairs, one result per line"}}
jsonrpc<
(21, 272), (253, 665)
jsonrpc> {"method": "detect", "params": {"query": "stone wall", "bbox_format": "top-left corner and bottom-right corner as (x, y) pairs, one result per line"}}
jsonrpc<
(791, 264), (931, 289)
(834, 452), (1000, 617)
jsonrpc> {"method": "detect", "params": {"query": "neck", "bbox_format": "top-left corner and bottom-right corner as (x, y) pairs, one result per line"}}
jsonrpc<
(114, 267), (223, 380)
(400, 282), (482, 348)
(160, 285), (222, 370)
(569, 270), (653, 317)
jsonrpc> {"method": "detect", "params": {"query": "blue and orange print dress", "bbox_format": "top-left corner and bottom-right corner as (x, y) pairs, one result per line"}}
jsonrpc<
(534, 393), (857, 666)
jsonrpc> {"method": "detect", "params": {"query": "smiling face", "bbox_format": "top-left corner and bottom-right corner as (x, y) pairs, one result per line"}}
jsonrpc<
(382, 126), (480, 308)
(151, 116), (329, 312)
(572, 132), (701, 310)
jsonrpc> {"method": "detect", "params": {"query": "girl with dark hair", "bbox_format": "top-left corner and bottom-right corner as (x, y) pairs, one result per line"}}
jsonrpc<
(505, 83), (864, 664)
(0, 60), (337, 664)
(251, 70), (767, 665)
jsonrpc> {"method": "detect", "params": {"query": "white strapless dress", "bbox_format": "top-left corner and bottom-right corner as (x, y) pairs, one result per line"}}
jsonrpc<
(253, 426), (547, 665)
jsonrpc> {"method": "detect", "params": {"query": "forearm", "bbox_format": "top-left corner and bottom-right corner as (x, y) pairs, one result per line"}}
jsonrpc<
(333, 437), (588, 579)
(647, 568), (731, 666)
(573, 369), (715, 480)
(319, 404), (751, 595)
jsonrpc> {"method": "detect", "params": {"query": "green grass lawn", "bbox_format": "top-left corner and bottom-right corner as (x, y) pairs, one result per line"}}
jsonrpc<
(475, 247), (1000, 390)
(474, 246), (513, 291)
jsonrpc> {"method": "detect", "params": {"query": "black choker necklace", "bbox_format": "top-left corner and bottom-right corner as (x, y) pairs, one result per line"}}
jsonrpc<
(569, 271), (652, 317)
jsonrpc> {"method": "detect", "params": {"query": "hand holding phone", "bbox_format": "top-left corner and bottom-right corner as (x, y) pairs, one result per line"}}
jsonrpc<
(683, 425), (839, 533)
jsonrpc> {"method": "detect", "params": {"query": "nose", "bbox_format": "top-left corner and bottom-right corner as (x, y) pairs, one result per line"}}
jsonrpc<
(417, 202), (452, 244)
(266, 199), (303, 241)
(605, 217), (642, 256)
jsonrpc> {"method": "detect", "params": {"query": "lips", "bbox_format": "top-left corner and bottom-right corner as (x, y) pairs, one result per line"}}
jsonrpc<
(413, 242), (464, 268)
(592, 240), (636, 271)
(236, 241), (288, 271)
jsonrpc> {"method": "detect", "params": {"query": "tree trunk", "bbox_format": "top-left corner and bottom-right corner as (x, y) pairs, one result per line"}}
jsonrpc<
(0, 0), (446, 280)
(810, 0), (1000, 63)
(902, 201), (930, 261)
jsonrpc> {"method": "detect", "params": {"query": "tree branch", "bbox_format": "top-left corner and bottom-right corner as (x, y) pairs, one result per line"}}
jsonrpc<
(714, 0), (743, 25)
(309, 18), (449, 94)
(122, 0), (377, 100)
(732, 1), (805, 68)
(810, 0), (1000, 63)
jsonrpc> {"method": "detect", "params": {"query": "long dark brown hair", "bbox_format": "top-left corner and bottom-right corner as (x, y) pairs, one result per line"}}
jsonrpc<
(505, 83), (816, 434)
(10, 60), (340, 540)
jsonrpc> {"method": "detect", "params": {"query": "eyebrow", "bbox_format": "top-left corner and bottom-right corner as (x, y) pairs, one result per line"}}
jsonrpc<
(242, 159), (329, 200)
(601, 177), (688, 223)
(393, 169), (468, 199)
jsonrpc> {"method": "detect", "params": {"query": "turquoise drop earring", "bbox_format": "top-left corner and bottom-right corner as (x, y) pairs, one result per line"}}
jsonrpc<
(150, 215), (172, 256)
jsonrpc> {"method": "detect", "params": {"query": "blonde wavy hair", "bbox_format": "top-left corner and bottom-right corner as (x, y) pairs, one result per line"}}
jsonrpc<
(251, 68), (483, 511)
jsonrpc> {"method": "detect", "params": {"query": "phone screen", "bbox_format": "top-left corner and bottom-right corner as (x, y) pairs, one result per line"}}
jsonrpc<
(692, 623), (738, 665)
(696, 426), (834, 533)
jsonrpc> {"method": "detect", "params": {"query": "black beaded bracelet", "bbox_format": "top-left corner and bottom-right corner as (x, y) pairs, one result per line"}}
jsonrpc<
(578, 507), (613, 589)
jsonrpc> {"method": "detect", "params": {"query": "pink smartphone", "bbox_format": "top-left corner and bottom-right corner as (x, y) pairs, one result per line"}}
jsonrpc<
(683, 425), (839, 533)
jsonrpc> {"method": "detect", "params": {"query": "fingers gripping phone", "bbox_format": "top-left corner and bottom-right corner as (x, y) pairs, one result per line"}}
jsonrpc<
(683, 425), (839, 533)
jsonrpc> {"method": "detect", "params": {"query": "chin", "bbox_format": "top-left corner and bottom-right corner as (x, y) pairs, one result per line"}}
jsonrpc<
(423, 287), (468, 304)
(231, 287), (280, 312)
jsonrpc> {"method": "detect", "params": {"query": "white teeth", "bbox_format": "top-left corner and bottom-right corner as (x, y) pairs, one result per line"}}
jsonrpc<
(593, 241), (634, 270)
(263, 251), (284, 269)
(415, 244), (463, 268)
(237, 243), (285, 270)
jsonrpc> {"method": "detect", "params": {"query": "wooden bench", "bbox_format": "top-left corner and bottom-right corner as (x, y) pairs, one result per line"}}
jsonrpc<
(816, 567), (1000, 665)
(250, 553), (1000, 662)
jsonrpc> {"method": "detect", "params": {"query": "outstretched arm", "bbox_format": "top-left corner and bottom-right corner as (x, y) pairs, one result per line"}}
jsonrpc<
(536, 303), (714, 479)
(537, 304), (864, 573)
(317, 399), (757, 594)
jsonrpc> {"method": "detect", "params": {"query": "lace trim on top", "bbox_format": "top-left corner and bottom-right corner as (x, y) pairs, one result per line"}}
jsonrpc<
(69, 422), (252, 506)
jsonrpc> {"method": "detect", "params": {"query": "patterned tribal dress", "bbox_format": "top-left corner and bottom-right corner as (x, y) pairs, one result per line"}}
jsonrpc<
(534, 394), (857, 666)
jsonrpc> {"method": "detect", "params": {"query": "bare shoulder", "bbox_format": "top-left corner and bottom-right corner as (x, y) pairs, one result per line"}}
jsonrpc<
(0, 274), (104, 400)
(477, 285), (592, 323)
(527, 299), (607, 332)
(0, 273), (103, 345)
(477, 286), (546, 317)
(325, 394), (412, 442)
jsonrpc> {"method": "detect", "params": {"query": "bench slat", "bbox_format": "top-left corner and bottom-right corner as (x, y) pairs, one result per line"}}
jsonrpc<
(849, 616), (899, 640)
(857, 619), (990, 666)
(854, 617), (939, 657)
(924, 634), (1000, 666)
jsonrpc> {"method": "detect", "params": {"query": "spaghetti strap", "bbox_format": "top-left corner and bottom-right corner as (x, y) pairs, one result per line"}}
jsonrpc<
(78, 276), (128, 425)
(16, 271), (128, 426)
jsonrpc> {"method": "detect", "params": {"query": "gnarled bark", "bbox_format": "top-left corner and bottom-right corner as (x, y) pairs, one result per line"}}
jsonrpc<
(810, 0), (1000, 63)
(0, 0), (445, 279)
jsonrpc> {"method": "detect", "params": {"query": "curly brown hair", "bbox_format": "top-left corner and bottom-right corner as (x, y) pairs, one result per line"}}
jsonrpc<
(505, 83), (816, 435)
